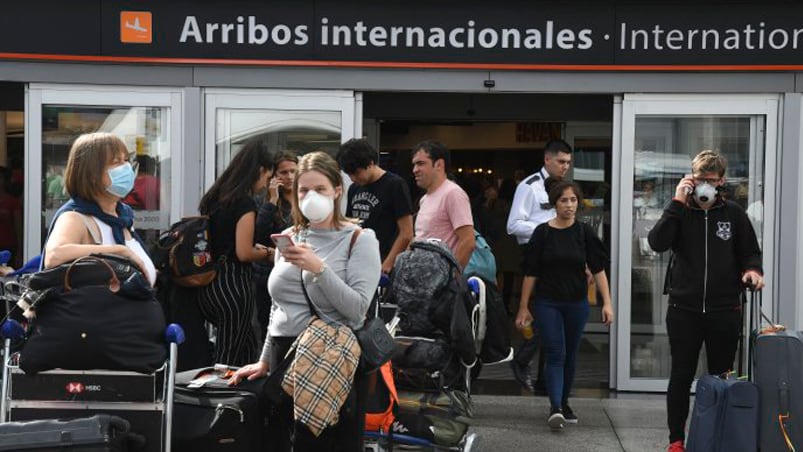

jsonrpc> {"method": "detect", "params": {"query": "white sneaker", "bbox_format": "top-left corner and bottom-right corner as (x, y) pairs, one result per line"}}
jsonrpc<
(548, 409), (566, 431)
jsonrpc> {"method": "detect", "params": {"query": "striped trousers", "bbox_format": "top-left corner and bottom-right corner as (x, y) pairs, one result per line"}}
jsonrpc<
(198, 260), (259, 366)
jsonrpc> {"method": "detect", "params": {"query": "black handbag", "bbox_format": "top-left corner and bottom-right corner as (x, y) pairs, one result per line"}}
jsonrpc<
(354, 316), (395, 373)
(28, 253), (153, 300)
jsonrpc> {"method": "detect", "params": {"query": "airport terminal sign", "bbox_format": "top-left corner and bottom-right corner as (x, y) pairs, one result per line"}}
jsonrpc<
(4, 1), (803, 68)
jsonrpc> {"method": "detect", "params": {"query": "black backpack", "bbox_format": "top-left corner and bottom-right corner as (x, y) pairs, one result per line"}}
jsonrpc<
(388, 241), (476, 368)
(154, 216), (217, 287)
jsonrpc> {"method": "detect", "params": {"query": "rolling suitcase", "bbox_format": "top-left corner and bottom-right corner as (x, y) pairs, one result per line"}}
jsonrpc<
(686, 288), (761, 452)
(172, 366), (267, 452)
(686, 373), (759, 452)
(0, 414), (136, 451)
(752, 291), (803, 451)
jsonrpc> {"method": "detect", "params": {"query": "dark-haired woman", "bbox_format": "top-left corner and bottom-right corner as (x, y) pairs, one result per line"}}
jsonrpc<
(198, 138), (275, 366)
(515, 178), (614, 431)
(253, 150), (298, 338)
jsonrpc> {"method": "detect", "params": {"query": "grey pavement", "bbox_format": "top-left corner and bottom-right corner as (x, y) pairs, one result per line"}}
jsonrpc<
(469, 394), (668, 452)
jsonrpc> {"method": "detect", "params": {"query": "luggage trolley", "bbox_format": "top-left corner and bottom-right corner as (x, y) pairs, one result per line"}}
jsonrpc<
(0, 319), (184, 452)
(363, 276), (491, 452)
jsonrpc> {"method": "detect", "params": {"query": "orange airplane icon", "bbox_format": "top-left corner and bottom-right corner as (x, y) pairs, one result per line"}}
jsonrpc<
(120, 11), (152, 44)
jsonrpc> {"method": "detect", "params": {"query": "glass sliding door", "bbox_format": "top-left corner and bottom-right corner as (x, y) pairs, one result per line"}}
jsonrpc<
(616, 94), (778, 392)
(204, 89), (358, 189)
(25, 85), (183, 260)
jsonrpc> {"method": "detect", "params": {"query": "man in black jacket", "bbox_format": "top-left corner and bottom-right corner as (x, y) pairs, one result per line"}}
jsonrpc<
(648, 150), (764, 452)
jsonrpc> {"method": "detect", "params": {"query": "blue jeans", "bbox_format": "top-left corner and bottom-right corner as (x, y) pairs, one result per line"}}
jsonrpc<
(533, 297), (590, 409)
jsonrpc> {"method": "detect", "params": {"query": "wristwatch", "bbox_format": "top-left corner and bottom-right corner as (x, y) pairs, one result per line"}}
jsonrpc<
(312, 262), (326, 283)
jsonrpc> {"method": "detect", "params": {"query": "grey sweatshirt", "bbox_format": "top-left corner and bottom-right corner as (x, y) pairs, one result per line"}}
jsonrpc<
(261, 224), (381, 363)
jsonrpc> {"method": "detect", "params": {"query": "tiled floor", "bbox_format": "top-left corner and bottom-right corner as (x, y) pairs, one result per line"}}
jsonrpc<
(470, 395), (668, 452)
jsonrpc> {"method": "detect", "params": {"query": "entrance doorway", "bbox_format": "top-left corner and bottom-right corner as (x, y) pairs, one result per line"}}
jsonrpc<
(0, 82), (24, 268)
(363, 92), (615, 392)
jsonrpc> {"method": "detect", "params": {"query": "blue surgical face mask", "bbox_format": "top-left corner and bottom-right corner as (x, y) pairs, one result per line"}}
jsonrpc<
(106, 162), (136, 198)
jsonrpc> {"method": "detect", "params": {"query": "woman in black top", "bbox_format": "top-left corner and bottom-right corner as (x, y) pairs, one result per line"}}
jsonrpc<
(198, 137), (275, 366)
(253, 150), (298, 339)
(515, 178), (614, 431)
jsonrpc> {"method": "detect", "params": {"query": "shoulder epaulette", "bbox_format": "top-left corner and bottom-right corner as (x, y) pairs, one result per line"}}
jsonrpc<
(524, 174), (541, 185)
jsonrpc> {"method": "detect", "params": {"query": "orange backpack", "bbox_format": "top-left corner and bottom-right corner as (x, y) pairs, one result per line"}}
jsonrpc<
(364, 362), (398, 433)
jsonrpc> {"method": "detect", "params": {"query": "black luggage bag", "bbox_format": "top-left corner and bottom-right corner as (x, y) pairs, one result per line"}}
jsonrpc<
(0, 414), (136, 451)
(172, 367), (267, 452)
(19, 281), (167, 375)
(752, 290), (803, 451)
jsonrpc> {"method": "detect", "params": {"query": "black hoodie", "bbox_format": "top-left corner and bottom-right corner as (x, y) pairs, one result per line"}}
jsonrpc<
(648, 197), (762, 312)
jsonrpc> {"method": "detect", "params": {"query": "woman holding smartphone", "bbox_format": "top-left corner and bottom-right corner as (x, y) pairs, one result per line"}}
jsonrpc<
(197, 137), (275, 367)
(231, 151), (381, 452)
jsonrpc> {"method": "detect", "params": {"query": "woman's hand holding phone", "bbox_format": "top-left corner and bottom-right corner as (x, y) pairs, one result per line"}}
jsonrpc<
(271, 234), (294, 253)
(272, 234), (323, 274)
(268, 177), (283, 204)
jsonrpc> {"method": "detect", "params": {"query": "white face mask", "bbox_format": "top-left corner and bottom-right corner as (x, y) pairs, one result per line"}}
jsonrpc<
(694, 183), (717, 204)
(299, 190), (334, 223)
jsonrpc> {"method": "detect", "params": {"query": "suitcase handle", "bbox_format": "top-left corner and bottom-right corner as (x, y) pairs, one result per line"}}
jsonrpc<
(778, 413), (796, 452)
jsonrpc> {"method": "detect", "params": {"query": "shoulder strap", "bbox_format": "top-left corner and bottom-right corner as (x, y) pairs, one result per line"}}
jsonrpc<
(348, 227), (362, 258)
(80, 214), (102, 245)
(301, 276), (318, 318)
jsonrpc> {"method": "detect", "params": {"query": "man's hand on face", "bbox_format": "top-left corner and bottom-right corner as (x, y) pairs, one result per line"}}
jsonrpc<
(674, 175), (695, 204)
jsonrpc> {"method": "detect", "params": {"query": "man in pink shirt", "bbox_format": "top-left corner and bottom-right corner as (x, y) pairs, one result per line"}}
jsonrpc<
(412, 140), (475, 269)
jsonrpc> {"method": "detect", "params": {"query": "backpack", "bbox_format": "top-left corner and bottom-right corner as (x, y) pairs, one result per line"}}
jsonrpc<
(388, 240), (477, 368)
(463, 229), (497, 282)
(364, 362), (398, 434)
(154, 216), (216, 287)
(473, 277), (513, 365)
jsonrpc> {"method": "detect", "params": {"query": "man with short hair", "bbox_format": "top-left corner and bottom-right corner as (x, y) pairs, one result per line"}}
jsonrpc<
(338, 138), (414, 274)
(649, 150), (763, 452)
(412, 140), (475, 269)
(506, 139), (573, 394)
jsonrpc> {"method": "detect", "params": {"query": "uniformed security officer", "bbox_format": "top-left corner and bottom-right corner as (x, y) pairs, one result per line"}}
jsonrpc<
(506, 139), (573, 393)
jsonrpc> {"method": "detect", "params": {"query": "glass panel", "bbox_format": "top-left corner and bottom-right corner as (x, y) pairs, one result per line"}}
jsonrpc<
(574, 140), (612, 321)
(41, 105), (171, 251)
(215, 109), (341, 176)
(629, 116), (763, 379)
(573, 139), (613, 385)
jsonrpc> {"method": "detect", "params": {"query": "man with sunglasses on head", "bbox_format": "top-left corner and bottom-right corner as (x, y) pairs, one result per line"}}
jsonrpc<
(648, 149), (764, 452)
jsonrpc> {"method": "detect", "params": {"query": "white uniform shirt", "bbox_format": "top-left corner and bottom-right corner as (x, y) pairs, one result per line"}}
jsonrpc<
(506, 167), (556, 245)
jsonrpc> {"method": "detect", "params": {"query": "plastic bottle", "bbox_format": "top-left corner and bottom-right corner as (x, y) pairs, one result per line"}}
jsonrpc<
(522, 323), (534, 340)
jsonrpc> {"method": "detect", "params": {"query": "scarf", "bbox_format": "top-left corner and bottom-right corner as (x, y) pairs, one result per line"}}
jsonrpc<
(48, 197), (143, 247)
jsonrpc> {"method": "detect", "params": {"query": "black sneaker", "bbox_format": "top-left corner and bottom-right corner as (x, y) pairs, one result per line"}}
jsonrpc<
(562, 405), (578, 424)
(548, 407), (565, 431)
(510, 361), (533, 392)
(532, 379), (547, 396)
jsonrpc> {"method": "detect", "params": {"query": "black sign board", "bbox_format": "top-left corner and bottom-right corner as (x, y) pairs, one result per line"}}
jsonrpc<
(2, 0), (803, 69)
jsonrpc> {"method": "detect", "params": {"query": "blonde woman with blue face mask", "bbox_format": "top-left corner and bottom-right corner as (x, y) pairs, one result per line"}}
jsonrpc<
(231, 151), (381, 452)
